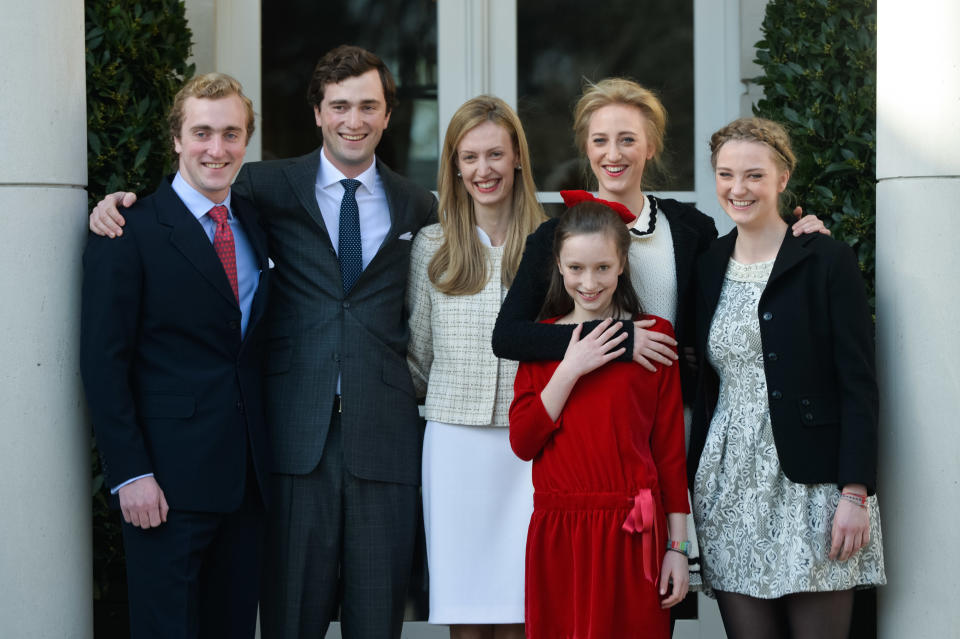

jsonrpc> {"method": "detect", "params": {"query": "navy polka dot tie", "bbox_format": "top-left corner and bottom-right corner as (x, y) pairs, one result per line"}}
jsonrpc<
(338, 179), (363, 294)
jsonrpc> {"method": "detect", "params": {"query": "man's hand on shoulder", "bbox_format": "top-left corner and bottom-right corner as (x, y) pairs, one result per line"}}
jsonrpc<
(118, 476), (169, 529)
(90, 191), (138, 238)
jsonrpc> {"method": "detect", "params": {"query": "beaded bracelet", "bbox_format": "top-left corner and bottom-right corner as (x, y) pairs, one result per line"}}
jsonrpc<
(840, 491), (867, 508)
(666, 540), (690, 557)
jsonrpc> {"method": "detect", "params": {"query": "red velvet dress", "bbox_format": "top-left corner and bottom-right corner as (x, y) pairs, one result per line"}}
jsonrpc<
(510, 315), (688, 639)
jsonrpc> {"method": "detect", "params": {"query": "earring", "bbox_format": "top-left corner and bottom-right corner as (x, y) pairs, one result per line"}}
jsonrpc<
(515, 165), (522, 170)
(457, 171), (461, 177)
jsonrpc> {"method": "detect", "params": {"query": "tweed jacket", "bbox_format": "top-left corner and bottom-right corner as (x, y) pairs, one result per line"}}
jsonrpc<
(407, 224), (518, 427)
(689, 228), (879, 494)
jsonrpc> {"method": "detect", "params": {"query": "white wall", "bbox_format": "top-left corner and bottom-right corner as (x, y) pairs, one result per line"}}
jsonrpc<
(0, 1), (92, 636)
(876, 1), (960, 636)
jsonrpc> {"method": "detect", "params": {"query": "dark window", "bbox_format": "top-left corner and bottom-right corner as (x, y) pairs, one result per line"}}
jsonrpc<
(261, 0), (438, 189)
(517, 0), (694, 193)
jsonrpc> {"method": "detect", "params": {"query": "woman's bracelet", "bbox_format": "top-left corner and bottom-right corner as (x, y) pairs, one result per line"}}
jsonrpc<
(666, 540), (690, 557)
(840, 491), (868, 508)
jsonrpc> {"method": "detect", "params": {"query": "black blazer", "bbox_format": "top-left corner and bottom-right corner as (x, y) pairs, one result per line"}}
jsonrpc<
(689, 228), (878, 494)
(492, 196), (717, 400)
(233, 150), (437, 485)
(81, 178), (271, 512)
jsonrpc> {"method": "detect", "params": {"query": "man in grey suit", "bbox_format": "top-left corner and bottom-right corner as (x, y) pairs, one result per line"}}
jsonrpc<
(91, 46), (437, 639)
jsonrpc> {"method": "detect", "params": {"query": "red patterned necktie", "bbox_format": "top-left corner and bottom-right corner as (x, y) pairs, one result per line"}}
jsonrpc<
(208, 205), (239, 303)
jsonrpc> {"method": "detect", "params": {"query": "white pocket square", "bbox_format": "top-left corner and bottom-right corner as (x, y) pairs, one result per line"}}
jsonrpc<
(268, 257), (276, 269)
(398, 231), (413, 241)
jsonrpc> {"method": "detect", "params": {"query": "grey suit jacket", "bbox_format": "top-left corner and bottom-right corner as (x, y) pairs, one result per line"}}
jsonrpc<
(233, 149), (438, 485)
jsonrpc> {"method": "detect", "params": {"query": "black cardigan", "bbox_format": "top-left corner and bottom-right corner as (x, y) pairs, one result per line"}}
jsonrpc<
(688, 228), (879, 494)
(492, 196), (718, 401)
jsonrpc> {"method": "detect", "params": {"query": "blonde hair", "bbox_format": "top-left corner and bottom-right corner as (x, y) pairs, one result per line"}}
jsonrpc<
(168, 73), (255, 149)
(572, 78), (668, 187)
(709, 117), (796, 173)
(430, 96), (546, 295)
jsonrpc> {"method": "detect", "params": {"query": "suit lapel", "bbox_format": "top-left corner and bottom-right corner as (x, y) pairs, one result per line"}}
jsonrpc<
(232, 195), (269, 333)
(698, 229), (737, 316)
(767, 228), (814, 289)
(283, 148), (332, 244)
(375, 158), (404, 245)
(155, 180), (238, 307)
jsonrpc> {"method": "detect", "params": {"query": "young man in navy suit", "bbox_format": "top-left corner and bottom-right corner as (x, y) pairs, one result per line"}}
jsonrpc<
(81, 73), (271, 639)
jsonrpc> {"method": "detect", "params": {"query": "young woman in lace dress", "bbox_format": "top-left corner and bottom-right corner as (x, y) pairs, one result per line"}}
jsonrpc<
(688, 118), (885, 639)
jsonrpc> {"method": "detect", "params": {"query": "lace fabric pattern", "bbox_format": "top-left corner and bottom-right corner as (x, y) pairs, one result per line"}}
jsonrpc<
(693, 258), (885, 598)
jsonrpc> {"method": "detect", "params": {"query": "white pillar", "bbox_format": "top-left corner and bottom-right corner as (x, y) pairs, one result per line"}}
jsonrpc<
(876, 2), (960, 637)
(0, 1), (91, 636)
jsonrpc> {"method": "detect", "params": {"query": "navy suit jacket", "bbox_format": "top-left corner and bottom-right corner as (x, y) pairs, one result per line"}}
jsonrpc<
(81, 177), (271, 512)
(233, 150), (437, 484)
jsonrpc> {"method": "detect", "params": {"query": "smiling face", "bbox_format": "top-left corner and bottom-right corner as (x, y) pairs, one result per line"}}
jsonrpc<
(174, 95), (249, 203)
(714, 140), (790, 231)
(586, 103), (655, 201)
(455, 121), (517, 214)
(314, 69), (391, 177)
(557, 231), (624, 322)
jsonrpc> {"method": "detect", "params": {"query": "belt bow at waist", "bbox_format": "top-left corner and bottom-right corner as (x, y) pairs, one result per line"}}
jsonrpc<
(621, 488), (660, 585)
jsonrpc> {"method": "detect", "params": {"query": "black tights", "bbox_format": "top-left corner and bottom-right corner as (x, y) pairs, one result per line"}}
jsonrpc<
(715, 589), (854, 639)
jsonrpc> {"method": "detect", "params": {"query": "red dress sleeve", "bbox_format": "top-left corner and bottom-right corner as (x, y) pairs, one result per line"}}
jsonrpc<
(509, 361), (562, 461)
(646, 316), (690, 514)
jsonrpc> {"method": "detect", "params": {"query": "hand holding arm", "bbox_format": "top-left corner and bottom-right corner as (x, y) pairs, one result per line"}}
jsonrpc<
(90, 191), (138, 238)
(790, 206), (832, 236)
(118, 476), (169, 529)
(632, 318), (678, 372)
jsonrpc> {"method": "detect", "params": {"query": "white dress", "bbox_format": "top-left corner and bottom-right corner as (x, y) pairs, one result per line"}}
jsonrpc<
(693, 258), (886, 598)
(412, 227), (533, 624)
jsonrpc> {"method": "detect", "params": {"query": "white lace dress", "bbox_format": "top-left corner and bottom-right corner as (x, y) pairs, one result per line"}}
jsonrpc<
(693, 258), (885, 598)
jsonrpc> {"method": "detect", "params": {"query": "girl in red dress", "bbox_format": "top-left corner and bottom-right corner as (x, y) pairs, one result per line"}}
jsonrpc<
(509, 197), (689, 639)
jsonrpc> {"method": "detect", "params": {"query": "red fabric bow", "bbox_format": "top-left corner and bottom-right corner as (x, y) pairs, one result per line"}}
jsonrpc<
(560, 190), (637, 224)
(621, 488), (661, 585)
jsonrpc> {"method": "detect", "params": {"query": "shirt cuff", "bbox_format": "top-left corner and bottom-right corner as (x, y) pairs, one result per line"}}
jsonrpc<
(111, 473), (154, 495)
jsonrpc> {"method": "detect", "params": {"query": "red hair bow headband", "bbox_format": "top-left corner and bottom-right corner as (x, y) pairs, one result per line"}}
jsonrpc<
(559, 190), (636, 224)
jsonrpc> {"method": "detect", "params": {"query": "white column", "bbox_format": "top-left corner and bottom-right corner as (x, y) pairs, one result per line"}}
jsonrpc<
(0, 1), (91, 637)
(876, 2), (960, 637)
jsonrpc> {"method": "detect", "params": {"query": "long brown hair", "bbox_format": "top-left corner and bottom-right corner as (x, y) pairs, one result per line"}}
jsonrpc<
(538, 201), (642, 320)
(430, 96), (546, 295)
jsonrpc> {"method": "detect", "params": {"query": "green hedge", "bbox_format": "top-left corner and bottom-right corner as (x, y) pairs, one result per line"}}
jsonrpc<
(753, 0), (877, 311)
(86, 0), (194, 208)
(85, 0), (193, 611)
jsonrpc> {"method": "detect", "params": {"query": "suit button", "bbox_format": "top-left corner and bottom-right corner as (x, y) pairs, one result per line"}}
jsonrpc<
(228, 320), (239, 330)
(768, 352), (778, 361)
(343, 301), (351, 309)
(804, 412), (814, 421)
(771, 390), (782, 400)
(800, 398), (811, 407)
(236, 400), (244, 413)
(762, 311), (773, 321)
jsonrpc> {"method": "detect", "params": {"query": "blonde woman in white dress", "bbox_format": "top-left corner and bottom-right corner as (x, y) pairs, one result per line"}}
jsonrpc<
(406, 96), (546, 639)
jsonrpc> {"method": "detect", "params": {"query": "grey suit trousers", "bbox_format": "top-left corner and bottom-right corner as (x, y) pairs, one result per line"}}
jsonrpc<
(260, 406), (419, 639)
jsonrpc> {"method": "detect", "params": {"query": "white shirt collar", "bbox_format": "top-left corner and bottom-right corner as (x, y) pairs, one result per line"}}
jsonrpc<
(317, 148), (378, 195)
(172, 172), (232, 221)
